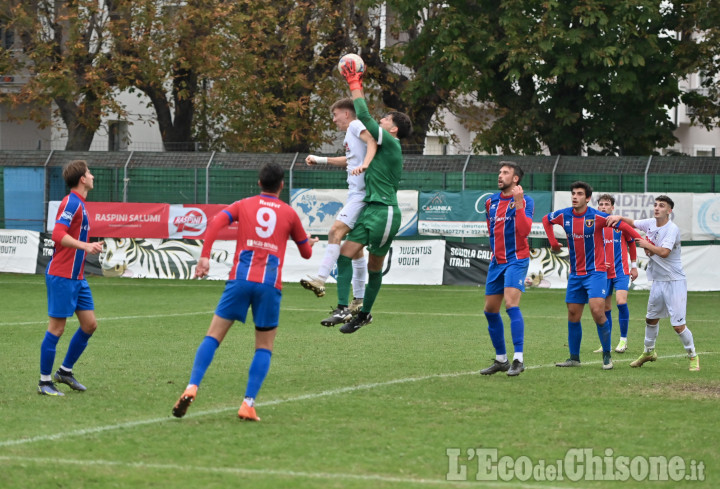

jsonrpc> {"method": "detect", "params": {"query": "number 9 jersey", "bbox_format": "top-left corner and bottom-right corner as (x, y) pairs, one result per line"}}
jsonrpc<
(201, 194), (312, 288)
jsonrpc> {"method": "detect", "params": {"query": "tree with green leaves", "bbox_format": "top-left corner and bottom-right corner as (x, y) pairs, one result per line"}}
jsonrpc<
(676, 0), (720, 130)
(385, 0), (712, 156)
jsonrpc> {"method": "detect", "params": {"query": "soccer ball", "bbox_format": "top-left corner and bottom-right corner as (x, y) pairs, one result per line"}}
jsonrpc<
(338, 54), (365, 75)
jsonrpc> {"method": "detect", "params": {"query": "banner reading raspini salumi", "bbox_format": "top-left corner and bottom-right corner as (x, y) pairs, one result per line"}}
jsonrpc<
(47, 202), (238, 239)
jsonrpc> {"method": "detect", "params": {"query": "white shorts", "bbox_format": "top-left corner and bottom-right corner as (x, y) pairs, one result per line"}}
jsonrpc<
(646, 280), (687, 326)
(335, 193), (366, 230)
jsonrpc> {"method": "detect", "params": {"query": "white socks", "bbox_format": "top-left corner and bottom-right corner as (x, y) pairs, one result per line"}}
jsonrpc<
(513, 353), (524, 363)
(317, 244), (341, 280)
(677, 327), (696, 356)
(496, 354), (508, 363)
(644, 323), (659, 352)
(352, 255), (367, 299)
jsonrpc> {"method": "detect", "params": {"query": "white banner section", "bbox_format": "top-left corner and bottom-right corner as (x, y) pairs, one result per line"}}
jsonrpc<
(283, 239), (445, 285)
(420, 221), (548, 238)
(552, 192), (695, 240)
(692, 194), (720, 240)
(291, 189), (418, 237)
(0, 229), (40, 274)
(526, 245), (720, 291)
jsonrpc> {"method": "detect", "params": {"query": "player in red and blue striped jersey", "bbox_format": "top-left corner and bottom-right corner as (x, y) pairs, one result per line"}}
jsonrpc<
(38, 160), (104, 396)
(592, 194), (638, 354)
(173, 163), (318, 421)
(480, 162), (534, 377)
(542, 182), (642, 370)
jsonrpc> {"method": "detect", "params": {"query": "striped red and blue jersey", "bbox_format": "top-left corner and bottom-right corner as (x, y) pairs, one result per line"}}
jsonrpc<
(485, 193), (534, 264)
(48, 191), (90, 280)
(204, 194), (309, 289)
(603, 227), (635, 279)
(545, 207), (610, 275)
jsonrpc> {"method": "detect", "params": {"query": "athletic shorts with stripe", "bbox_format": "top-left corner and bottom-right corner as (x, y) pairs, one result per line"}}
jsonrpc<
(346, 202), (401, 257)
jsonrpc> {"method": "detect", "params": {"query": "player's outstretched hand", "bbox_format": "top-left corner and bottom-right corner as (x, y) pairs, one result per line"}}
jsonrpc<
(86, 241), (104, 255)
(305, 155), (317, 166)
(341, 60), (363, 91)
(195, 257), (210, 278)
(307, 235), (319, 247)
(351, 162), (370, 175)
(550, 243), (563, 254)
(605, 215), (621, 227)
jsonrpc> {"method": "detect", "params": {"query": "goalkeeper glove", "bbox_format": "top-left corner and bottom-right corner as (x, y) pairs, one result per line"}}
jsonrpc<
(341, 60), (364, 91)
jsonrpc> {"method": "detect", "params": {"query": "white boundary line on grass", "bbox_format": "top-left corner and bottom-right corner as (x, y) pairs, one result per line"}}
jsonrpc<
(3, 308), (716, 327)
(1, 352), (713, 450)
(0, 353), (714, 489)
(0, 455), (579, 489)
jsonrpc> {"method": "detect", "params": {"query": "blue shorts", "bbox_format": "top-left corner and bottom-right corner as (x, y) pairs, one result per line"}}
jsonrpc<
(46, 274), (94, 318)
(485, 258), (530, 295)
(566, 271), (608, 304)
(606, 275), (630, 297)
(215, 279), (282, 330)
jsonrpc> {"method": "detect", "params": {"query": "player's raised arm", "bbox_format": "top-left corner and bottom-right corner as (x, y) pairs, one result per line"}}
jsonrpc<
(306, 154), (349, 168)
(512, 185), (533, 237)
(600, 215), (641, 241)
(351, 129), (378, 176)
(196, 207), (234, 278)
(605, 214), (635, 228)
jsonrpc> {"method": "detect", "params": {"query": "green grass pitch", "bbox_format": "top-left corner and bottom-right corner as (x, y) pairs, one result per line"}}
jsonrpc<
(0, 274), (717, 488)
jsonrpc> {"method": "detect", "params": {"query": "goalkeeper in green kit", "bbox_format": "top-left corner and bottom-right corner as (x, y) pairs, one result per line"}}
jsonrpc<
(332, 55), (413, 334)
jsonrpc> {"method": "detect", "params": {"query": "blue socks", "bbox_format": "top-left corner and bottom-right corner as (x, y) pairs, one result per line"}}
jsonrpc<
(484, 311), (506, 356)
(617, 303), (629, 338)
(597, 320), (612, 352)
(40, 331), (60, 376)
(189, 336), (220, 386)
(245, 348), (272, 399)
(187, 339), (273, 402)
(605, 310), (612, 334)
(506, 307), (525, 354)
(568, 321), (582, 359)
(62, 328), (93, 370)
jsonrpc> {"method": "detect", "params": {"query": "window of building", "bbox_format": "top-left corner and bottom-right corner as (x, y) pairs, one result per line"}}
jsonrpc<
(694, 145), (716, 157)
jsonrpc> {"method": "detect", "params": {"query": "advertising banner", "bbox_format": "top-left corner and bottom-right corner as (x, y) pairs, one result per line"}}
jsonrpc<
(552, 192), (694, 240)
(0, 229), (39, 274)
(290, 189), (418, 236)
(22, 232), (720, 290)
(524, 245), (719, 291)
(418, 190), (551, 237)
(692, 194), (720, 240)
(442, 242), (492, 286)
(47, 202), (239, 240)
(283, 239), (445, 285)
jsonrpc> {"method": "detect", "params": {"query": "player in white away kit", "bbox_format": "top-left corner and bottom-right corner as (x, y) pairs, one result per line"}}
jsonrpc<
(607, 195), (699, 371)
(301, 97), (377, 326)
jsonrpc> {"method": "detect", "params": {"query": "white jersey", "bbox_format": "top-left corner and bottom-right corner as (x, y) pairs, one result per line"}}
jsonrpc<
(344, 119), (367, 197)
(635, 218), (685, 281)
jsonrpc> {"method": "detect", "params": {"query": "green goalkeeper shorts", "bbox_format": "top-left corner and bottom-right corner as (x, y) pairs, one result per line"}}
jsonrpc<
(346, 203), (401, 257)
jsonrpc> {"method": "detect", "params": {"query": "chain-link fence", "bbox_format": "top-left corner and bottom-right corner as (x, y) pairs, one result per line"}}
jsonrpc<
(1, 150), (718, 229)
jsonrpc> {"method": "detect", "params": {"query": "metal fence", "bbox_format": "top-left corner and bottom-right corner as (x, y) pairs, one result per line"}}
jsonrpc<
(1, 150), (719, 229)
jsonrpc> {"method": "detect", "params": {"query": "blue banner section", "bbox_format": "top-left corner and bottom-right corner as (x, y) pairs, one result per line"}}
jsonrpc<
(418, 190), (551, 237)
(3, 167), (45, 231)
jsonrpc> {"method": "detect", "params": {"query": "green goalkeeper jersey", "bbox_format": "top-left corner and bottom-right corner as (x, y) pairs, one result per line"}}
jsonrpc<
(353, 98), (403, 206)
